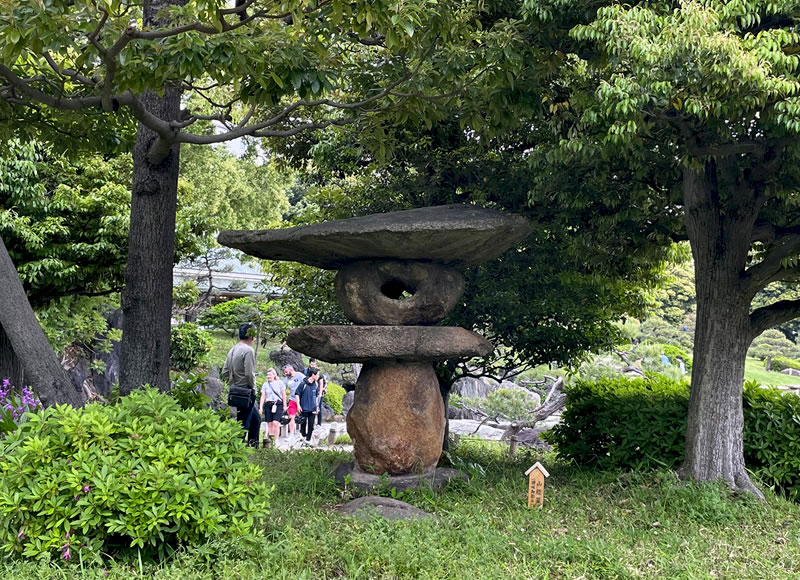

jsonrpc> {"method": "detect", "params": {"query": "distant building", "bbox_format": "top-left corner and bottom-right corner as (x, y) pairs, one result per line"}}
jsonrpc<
(173, 251), (282, 304)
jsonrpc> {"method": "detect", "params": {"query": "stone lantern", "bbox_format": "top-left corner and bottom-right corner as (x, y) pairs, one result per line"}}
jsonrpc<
(219, 205), (531, 478)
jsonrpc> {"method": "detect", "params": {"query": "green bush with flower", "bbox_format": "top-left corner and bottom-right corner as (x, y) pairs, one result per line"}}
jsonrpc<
(0, 388), (269, 561)
(0, 379), (41, 436)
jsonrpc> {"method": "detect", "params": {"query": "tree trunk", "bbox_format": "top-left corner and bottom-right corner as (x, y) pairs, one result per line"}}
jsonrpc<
(677, 164), (763, 497)
(118, 87), (181, 394)
(117, 0), (187, 394)
(0, 235), (85, 407)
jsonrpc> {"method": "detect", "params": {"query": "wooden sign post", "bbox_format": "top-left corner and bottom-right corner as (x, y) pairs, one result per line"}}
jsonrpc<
(525, 462), (550, 508)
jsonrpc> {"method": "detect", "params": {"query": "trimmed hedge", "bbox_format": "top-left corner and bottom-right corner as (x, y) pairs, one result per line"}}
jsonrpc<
(768, 356), (800, 372)
(547, 376), (800, 499)
(325, 382), (346, 415)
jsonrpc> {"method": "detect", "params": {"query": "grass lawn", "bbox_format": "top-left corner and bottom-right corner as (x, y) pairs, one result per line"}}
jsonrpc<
(743, 357), (800, 387)
(4, 441), (799, 579)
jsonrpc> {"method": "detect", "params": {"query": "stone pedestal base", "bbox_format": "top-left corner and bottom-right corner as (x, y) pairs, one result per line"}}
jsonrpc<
(347, 360), (445, 475)
(333, 462), (467, 492)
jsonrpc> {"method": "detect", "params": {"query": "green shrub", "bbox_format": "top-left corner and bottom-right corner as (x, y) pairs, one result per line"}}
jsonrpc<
(334, 433), (352, 445)
(324, 382), (346, 415)
(482, 387), (540, 422)
(547, 375), (689, 470)
(548, 376), (800, 500)
(743, 382), (800, 500)
(0, 388), (269, 561)
(170, 323), (213, 372)
(169, 371), (218, 413)
(768, 356), (800, 372)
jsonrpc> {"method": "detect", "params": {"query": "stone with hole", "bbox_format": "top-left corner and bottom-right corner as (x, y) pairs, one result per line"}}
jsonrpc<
(335, 260), (464, 325)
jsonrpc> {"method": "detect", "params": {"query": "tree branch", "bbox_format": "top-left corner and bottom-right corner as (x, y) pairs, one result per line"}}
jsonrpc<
(750, 299), (800, 339)
(745, 228), (800, 296)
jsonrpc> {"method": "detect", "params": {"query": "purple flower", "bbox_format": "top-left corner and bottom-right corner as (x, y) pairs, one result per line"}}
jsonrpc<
(82, 485), (90, 493)
(4, 403), (11, 411)
(17, 530), (24, 540)
(61, 546), (71, 560)
(74, 495), (81, 502)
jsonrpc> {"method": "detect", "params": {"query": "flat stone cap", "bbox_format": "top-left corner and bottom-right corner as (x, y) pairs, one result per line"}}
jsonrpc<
(217, 204), (531, 269)
(287, 325), (493, 363)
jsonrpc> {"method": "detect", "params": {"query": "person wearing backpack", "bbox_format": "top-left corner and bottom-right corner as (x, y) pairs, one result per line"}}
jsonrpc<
(222, 323), (261, 447)
(295, 367), (321, 443)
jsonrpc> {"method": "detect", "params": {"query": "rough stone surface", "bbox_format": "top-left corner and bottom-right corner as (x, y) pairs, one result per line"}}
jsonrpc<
(335, 260), (464, 325)
(516, 428), (553, 451)
(347, 361), (445, 475)
(334, 462), (467, 493)
(448, 405), (481, 420)
(342, 390), (355, 417)
(287, 325), (493, 363)
(203, 368), (224, 400)
(452, 376), (498, 399)
(336, 495), (431, 520)
(780, 368), (800, 376)
(269, 346), (305, 372)
(321, 402), (335, 421)
(218, 204), (532, 269)
(448, 419), (507, 440)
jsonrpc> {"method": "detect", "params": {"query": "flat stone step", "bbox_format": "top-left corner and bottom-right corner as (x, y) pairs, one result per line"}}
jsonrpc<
(287, 325), (493, 363)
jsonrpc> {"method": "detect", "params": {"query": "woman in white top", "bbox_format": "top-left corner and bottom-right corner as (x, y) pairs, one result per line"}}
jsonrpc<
(259, 367), (286, 445)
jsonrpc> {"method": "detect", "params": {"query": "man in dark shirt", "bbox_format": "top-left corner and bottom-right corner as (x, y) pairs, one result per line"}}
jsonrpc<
(295, 367), (321, 442)
(305, 358), (327, 426)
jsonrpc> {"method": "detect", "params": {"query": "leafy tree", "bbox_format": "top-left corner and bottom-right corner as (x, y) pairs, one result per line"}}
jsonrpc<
(199, 296), (287, 357)
(268, 117), (675, 391)
(748, 328), (800, 362)
(0, 0), (500, 396)
(0, 139), (130, 306)
(520, 0), (800, 494)
(650, 260), (696, 327)
(637, 317), (694, 352)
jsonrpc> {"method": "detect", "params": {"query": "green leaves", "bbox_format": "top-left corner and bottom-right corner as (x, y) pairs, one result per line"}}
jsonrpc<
(0, 388), (270, 560)
(549, 375), (800, 500)
(169, 323), (213, 372)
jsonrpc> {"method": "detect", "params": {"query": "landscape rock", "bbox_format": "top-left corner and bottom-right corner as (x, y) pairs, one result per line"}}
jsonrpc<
(342, 390), (355, 417)
(347, 361), (445, 475)
(218, 204), (532, 270)
(287, 325), (493, 363)
(452, 376), (497, 399)
(336, 496), (431, 520)
(203, 367), (224, 400)
(448, 405), (481, 420)
(780, 368), (800, 376)
(515, 428), (553, 451)
(448, 419), (507, 441)
(335, 260), (464, 325)
(269, 346), (304, 372)
(321, 402), (335, 421)
(334, 462), (468, 494)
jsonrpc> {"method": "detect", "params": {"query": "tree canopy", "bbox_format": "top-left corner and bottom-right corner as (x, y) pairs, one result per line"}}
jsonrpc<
(268, 117), (677, 385)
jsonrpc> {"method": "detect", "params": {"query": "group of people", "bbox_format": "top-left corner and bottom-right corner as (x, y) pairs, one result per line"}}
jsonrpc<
(221, 323), (328, 447)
